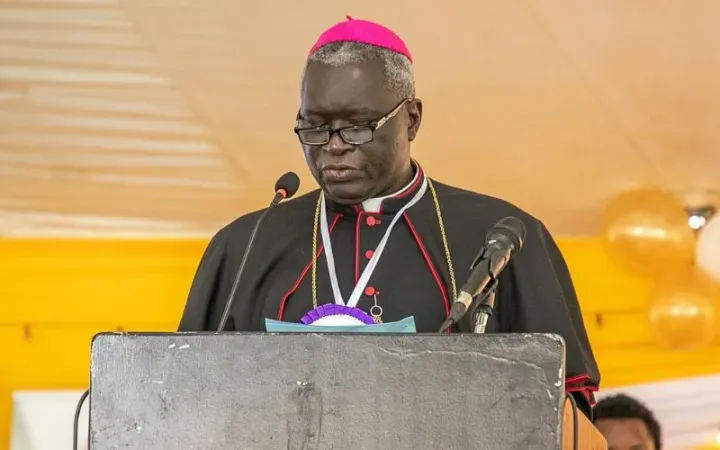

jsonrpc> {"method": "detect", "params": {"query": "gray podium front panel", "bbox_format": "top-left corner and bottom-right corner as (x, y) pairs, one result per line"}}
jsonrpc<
(89, 333), (566, 450)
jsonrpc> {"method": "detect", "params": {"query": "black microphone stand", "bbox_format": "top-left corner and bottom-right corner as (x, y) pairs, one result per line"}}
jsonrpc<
(464, 248), (501, 334)
(471, 279), (498, 334)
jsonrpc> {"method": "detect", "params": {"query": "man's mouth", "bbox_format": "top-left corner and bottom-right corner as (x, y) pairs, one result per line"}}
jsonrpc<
(321, 165), (360, 182)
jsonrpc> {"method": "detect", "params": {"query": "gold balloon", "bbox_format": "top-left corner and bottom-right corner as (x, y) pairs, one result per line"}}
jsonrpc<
(648, 271), (719, 351)
(602, 188), (695, 275)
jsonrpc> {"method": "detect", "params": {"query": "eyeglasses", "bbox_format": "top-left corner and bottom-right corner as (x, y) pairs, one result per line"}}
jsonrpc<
(294, 98), (411, 146)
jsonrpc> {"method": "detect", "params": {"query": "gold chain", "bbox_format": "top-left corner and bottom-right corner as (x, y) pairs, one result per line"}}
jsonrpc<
(428, 179), (458, 300)
(311, 178), (457, 309)
(311, 195), (321, 307)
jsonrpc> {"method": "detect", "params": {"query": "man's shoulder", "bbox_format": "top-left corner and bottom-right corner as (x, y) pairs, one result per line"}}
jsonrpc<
(431, 179), (543, 228)
(211, 189), (321, 243)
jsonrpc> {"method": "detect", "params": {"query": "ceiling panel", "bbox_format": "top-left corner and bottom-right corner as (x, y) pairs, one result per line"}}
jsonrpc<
(1, 0), (718, 236)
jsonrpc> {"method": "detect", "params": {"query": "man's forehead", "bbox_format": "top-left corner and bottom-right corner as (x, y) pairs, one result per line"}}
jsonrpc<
(301, 61), (396, 113)
(595, 418), (653, 444)
(300, 94), (391, 118)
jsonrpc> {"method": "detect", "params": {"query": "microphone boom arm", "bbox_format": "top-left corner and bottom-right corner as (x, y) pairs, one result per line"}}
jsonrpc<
(216, 189), (288, 332)
(216, 203), (273, 332)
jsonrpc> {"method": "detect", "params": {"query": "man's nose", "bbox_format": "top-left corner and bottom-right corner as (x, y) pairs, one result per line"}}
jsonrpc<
(323, 131), (353, 155)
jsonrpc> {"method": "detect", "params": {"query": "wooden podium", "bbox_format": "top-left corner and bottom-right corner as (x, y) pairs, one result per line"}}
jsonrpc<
(88, 332), (606, 449)
(563, 397), (607, 449)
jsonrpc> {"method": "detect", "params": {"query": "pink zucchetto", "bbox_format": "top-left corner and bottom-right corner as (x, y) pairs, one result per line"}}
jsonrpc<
(308, 16), (412, 62)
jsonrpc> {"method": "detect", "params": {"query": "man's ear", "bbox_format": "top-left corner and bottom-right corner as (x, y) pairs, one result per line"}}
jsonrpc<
(407, 98), (423, 142)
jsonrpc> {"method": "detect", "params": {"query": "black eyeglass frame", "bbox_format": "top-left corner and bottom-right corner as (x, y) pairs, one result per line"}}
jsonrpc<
(293, 98), (412, 146)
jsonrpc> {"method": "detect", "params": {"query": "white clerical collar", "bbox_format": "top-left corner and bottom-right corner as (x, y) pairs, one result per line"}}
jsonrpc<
(361, 167), (420, 213)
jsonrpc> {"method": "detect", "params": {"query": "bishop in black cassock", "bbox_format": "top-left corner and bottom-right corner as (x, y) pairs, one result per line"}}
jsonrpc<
(178, 17), (600, 416)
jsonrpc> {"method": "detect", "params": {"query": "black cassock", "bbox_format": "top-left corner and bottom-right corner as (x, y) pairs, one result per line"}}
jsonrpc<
(178, 164), (600, 416)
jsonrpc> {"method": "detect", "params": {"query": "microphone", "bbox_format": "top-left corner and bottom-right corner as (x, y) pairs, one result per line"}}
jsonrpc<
(438, 217), (526, 333)
(216, 172), (301, 332)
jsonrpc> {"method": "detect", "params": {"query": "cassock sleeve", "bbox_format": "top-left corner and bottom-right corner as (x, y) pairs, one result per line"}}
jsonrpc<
(497, 218), (600, 417)
(177, 231), (229, 332)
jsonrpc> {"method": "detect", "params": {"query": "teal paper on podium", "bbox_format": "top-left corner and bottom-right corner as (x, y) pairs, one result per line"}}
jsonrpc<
(264, 316), (417, 333)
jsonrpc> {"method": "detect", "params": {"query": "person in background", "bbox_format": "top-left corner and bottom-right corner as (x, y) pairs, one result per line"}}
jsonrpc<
(593, 393), (662, 450)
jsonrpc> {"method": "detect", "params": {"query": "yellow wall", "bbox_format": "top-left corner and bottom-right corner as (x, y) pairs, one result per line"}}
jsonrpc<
(1, 238), (720, 446)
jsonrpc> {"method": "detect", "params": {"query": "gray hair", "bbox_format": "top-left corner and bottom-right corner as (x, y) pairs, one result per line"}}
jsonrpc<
(301, 41), (415, 99)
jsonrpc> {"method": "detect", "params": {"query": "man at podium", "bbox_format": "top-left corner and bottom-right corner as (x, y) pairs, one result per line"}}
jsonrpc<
(178, 17), (599, 417)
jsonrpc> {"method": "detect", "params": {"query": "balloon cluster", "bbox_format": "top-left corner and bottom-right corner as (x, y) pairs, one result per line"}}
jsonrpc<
(601, 189), (720, 351)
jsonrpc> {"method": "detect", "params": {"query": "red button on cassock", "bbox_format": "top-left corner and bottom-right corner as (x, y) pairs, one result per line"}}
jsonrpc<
(364, 286), (376, 296)
(365, 216), (377, 226)
(364, 250), (374, 259)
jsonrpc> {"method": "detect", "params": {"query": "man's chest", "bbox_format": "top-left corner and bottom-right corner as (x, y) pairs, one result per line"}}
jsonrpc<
(256, 213), (458, 331)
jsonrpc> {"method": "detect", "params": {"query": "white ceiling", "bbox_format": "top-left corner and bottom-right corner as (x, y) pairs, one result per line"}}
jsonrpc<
(1, 0), (719, 236)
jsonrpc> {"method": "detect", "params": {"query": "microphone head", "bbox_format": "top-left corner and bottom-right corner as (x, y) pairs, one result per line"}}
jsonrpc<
(488, 216), (527, 253)
(274, 172), (301, 199)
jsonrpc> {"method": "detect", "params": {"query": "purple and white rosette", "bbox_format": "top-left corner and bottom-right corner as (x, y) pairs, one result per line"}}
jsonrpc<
(299, 304), (376, 326)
